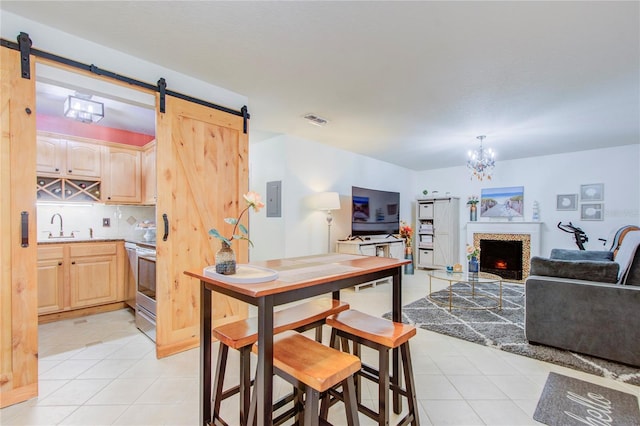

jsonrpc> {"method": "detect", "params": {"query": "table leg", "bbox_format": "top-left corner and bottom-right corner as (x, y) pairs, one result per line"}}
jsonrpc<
(256, 296), (274, 426)
(392, 267), (402, 414)
(200, 282), (212, 426)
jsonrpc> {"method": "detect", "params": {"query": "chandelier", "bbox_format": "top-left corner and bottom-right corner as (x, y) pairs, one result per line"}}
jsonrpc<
(467, 135), (495, 181)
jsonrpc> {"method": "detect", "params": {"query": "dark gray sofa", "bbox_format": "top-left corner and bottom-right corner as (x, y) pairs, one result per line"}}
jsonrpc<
(525, 231), (640, 367)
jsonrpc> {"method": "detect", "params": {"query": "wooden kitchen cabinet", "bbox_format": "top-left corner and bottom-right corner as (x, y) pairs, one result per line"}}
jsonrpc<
(142, 140), (156, 204)
(37, 246), (65, 315)
(37, 241), (125, 318)
(37, 133), (103, 178)
(103, 146), (142, 203)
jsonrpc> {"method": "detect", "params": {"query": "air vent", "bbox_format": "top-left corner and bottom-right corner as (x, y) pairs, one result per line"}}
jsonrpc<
(303, 113), (329, 127)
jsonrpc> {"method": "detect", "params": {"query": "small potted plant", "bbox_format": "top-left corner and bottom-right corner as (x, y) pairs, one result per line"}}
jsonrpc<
(467, 195), (479, 222)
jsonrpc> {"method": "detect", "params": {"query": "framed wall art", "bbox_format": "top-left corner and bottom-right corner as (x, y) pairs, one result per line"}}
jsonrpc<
(556, 194), (578, 211)
(581, 203), (604, 221)
(580, 183), (604, 202)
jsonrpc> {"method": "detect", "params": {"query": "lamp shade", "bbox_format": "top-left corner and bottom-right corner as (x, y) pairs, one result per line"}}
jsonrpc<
(314, 191), (340, 211)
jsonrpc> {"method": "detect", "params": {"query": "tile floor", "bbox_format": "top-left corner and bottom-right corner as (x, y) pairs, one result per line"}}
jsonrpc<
(1, 269), (638, 425)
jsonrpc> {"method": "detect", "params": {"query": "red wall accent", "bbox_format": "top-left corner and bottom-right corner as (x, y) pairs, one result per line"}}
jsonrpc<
(37, 114), (155, 146)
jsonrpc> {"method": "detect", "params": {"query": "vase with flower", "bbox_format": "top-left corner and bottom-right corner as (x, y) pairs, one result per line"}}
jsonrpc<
(399, 220), (414, 275)
(467, 196), (479, 222)
(466, 244), (480, 274)
(208, 191), (265, 275)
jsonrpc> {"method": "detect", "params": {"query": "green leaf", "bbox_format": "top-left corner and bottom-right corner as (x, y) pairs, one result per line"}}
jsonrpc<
(238, 224), (248, 235)
(224, 218), (237, 225)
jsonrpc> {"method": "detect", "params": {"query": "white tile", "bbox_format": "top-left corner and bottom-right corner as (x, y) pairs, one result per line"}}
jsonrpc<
(77, 358), (138, 379)
(448, 375), (508, 400)
(414, 375), (463, 400)
(134, 377), (198, 404)
(420, 400), (484, 425)
(86, 378), (156, 405)
(468, 399), (538, 425)
(486, 375), (544, 400)
(35, 379), (111, 406)
(58, 404), (129, 425)
(38, 359), (100, 380)
(0, 405), (78, 425)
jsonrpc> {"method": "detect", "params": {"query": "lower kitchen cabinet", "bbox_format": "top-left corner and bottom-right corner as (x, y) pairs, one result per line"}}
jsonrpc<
(37, 241), (124, 316)
(37, 246), (65, 314)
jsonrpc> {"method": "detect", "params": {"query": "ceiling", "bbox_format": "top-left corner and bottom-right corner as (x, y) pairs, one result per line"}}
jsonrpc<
(2, 1), (638, 171)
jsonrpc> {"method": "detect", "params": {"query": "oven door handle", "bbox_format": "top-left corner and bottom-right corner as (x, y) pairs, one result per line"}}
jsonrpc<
(162, 213), (169, 241)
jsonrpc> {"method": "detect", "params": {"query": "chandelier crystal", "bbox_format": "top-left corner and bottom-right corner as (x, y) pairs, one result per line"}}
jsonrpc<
(467, 135), (495, 181)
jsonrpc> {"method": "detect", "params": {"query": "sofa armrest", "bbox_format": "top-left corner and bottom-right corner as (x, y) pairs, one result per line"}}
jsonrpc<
(525, 276), (640, 367)
(530, 256), (619, 283)
(550, 248), (614, 261)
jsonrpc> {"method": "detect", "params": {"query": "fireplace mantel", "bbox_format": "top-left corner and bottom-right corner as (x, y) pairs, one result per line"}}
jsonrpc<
(466, 222), (542, 257)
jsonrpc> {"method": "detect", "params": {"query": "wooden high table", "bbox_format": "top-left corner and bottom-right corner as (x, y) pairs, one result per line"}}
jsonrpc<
(186, 253), (410, 426)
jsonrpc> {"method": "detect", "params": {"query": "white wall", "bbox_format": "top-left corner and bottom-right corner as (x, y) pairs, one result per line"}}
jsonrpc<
(414, 144), (640, 259)
(249, 135), (415, 261)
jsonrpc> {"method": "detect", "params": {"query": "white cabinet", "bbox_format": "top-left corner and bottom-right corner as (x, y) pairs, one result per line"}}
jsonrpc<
(415, 197), (459, 269)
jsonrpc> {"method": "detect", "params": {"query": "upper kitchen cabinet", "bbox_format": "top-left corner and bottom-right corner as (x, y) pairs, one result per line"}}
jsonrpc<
(142, 140), (157, 205)
(37, 133), (103, 178)
(103, 145), (142, 204)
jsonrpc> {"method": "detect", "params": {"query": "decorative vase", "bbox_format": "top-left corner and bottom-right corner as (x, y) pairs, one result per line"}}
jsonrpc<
(470, 204), (477, 222)
(468, 256), (479, 274)
(215, 242), (236, 275)
(404, 247), (414, 275)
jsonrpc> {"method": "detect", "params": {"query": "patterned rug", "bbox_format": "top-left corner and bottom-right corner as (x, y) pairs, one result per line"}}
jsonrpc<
(384, 281), (640, 386)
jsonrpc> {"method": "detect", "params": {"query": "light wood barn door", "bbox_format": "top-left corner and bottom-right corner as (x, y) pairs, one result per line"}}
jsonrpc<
(0, 48), (38, 407)
(155, 95), (248, 358)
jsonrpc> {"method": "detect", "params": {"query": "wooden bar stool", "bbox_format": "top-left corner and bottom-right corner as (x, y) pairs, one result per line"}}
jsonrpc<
(249, 330), (361, 426)
(325, 309), (420, 426)
(210, 298), (349, 426)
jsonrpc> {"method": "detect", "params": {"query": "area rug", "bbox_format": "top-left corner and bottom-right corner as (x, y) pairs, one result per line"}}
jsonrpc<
(384, 282), (640, 386)
(533, 372), (640, 425)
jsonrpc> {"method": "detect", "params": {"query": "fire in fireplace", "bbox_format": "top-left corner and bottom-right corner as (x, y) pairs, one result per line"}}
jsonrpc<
(479, 239), (523, 280)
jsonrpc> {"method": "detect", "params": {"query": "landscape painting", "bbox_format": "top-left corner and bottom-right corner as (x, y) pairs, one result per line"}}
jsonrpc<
(480, 186), (524, 218)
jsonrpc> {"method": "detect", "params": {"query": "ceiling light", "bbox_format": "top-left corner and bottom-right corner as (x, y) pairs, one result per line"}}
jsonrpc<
(303, 113), (328, 127)
(64, 94), (104, 123)
(467, 135), (496, 181)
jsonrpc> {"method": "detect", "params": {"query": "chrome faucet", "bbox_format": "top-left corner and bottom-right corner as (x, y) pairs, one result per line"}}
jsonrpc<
(51, 213), (63, 237)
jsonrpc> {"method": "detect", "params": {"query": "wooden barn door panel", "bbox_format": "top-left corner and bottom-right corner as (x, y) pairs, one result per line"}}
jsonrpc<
(0, 48), (38, 408)
(155, 96), (248, 358)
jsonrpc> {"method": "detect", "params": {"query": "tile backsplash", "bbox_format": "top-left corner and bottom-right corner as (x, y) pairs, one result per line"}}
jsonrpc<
(37, 203), (155, 241)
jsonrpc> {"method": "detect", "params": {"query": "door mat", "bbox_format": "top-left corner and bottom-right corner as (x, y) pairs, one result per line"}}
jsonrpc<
(533, 372), (640, 426)
(383, 282), (640, 385)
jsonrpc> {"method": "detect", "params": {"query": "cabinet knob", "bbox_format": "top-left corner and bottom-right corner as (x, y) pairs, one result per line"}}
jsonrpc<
(68, 170), (72, 173)
(58, 262), (62, 266)
(55, 168), (59, 172)
(71, 261), (76, 265)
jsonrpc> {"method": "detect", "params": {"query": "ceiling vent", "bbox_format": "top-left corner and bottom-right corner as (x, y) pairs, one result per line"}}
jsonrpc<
(303, 113), (329, 127)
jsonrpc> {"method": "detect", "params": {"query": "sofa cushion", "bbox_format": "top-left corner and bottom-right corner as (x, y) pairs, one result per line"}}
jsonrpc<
(550, 249), (613, 261)
(529, 257), (619, 283)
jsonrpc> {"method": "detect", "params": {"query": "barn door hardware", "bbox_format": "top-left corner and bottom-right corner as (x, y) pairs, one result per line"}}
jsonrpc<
(17, 32), (32, 79)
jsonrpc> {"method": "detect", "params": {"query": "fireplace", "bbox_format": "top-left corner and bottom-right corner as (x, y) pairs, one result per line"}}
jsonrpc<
(479, 239), (523, 281)
(472, 232), (533, 282)
(467, 222), (541, 283)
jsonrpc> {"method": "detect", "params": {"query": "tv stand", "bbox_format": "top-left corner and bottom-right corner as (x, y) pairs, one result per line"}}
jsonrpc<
(335, 236), (405, 291)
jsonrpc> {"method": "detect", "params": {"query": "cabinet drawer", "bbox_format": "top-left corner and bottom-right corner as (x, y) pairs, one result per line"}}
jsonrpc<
(70, 242), (117, 257)
(418, 248), (433, 265)
(418, 203), (434, 219)
(38, 246), (64, 261)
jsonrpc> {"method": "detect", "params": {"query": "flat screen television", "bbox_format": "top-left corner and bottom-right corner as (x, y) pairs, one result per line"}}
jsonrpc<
(351, 186), (400, 236)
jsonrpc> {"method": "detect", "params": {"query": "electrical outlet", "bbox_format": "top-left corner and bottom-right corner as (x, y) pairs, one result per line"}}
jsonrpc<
(102, 218), (110, 227)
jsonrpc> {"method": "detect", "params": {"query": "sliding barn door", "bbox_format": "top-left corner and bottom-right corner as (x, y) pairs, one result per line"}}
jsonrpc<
(0, 48), (38, 407)
(155, 95), (249, 358)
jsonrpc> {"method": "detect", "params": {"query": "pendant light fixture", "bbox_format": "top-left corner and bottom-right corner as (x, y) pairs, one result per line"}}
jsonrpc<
(467, 135), (496, 181)
(63, 94), (104, 123)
